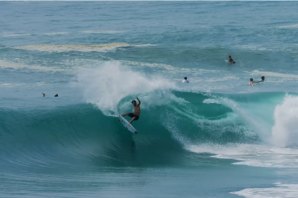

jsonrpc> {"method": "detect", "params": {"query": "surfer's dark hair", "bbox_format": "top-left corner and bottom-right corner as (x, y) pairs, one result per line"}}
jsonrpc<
(261, 76), (265, 81)
(250, 78), (253, 82)
(131, 100), (136, 104)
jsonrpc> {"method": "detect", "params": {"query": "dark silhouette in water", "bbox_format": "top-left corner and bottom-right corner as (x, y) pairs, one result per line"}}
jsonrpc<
(249, 76), (265, 86)
(228, 55), (236, 64)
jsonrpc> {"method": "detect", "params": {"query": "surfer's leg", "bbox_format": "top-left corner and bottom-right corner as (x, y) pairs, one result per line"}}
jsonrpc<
(129, 116), (136, 124)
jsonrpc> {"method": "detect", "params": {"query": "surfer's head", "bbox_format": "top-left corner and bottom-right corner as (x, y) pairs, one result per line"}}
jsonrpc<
(131, 100), (137, 106)
(184, 76), (187, 80)
(261, 76), (265, 81)
(250, 78), (253, 82)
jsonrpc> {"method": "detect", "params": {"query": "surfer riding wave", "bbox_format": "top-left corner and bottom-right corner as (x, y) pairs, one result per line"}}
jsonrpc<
(121, 97), (141, 124)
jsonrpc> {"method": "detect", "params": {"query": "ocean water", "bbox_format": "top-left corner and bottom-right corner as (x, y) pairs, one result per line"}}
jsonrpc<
(1, 1), (298, 198)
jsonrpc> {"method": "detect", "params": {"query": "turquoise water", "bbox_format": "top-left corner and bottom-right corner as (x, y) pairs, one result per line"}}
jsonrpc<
(1, 2), (298, 197)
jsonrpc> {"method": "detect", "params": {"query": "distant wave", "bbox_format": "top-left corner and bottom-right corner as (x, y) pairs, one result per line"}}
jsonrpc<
(0, 59), (62, 73)
(42, 32), (69, 36)
(81, 30), (124, 34)
(277, 23), (298, 29)
(251, 70), (298, 80)
(15, 43), (130, 53)
(0, 32), (32, 38)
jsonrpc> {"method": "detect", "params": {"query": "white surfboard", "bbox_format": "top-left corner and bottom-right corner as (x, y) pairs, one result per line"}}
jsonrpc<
(118, 115), (138, 134)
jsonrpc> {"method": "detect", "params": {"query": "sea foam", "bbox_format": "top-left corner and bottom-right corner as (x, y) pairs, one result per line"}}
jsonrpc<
(75, 61), (175, 113)
(272, 95), (298, 147)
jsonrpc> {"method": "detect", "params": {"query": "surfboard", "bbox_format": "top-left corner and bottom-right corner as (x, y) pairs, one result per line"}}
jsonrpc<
(118, 115), (138, 134)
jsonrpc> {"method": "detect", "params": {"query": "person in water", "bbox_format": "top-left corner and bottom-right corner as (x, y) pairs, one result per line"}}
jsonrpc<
(228, 55), (236, 64)
(182, 76), (189, 83)
(122, 97), (141, 124)
(249, 76), (265, 86)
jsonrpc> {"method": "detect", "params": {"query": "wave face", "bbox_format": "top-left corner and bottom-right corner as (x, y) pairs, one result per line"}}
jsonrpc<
(1, 91), (294, 171)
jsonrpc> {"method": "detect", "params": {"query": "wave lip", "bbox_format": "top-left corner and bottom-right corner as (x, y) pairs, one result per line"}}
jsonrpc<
(76, 61), (175, 113)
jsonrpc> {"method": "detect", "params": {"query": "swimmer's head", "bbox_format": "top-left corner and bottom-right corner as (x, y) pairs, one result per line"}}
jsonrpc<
(250, 78), (253, 82)
(184, 77), (187, 80)
(261, 76), (265, 81)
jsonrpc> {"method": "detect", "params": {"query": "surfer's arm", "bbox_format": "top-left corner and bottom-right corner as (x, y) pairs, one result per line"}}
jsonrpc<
(136, 97), (141, 105)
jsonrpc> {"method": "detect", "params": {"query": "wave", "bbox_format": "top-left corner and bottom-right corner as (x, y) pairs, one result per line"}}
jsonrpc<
(15, 43), (130, 53)
(43, 32), (69, 36)
(0, 59), (63, 73)
(0, 86), (297, 169)
(81, 30), (124, 34)
(0, 32), (32, 38)
(277, 23), (298, 29)
(251, 70), (298, 81)
(187, 93), (298, 168)
(0, 104), (186, 169)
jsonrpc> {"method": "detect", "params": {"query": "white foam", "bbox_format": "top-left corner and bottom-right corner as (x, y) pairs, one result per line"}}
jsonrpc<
(187, 143), (298, 168)
(75, 61), (175, 113)
(231, 183), (298, 198)
(271, 95), (298, 147)
(122, 60), (176, 71)
(16, 43), (129, 53)
(278, 23), (298, 29)
(203, 98), (220, 104)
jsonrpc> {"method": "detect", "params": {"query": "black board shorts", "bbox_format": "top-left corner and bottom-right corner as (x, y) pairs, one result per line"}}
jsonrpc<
(128, 113), (139, 120)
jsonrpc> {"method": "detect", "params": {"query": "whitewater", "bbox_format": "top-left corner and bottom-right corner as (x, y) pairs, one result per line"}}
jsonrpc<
(1, 2), (298, 198)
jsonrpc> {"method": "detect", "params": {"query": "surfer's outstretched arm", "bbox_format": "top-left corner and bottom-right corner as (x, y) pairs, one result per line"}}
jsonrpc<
(136, 97), (141, 105)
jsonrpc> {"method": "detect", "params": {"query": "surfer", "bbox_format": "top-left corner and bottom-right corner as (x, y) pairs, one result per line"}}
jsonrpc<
(122, 97), (141, 124)
(228, 55), (236, 64)
(182, 76), (189, 83)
